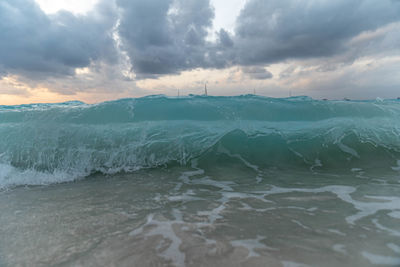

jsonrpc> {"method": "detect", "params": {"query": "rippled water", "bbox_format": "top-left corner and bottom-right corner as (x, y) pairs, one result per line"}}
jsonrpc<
(1, 163), (399, 266)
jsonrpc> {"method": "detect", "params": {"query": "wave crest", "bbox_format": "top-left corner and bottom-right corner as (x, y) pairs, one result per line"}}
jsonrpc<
(1, 96), (400, 187)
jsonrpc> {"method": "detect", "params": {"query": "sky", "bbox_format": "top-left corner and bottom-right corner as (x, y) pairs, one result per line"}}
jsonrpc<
(0, 0), (400, 104)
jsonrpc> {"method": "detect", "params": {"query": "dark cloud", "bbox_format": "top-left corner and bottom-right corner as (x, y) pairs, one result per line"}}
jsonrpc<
(233, 0), (400, 65)
(217, 29), (234, 48)
(116, 0), (400, 77)
(0, 0), (400, 84)
(117, 0), (218, 78)
(242, 66), (272, 80)
(0, 0), (118, 78)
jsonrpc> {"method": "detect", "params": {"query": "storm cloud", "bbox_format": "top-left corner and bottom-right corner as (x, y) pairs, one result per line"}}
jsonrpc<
(117, 0), (218, 78)
(0, 0), (118, 78)
(0, 0), (400, 81)
(233, 0), (400, 65)
(116, 0), (400, 77)
(242, 66), (273, 80)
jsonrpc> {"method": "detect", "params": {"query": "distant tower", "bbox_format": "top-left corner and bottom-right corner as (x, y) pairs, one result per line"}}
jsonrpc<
(204, 83), (208, 96)
(253, 88), (256, 95)
(178, 89), (180, 97)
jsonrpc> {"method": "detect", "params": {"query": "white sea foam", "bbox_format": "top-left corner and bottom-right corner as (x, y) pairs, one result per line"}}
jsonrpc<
(332, 244), (347, 254)
(328, 229), (346, 236)
(230, 236), (274, 258)
(372, 219), (400, 237)
(387, 243), (400, 253)
(255, 185), (400, 225)
(362, 251), (400, 265)
(0, 163), (80, 189)
(388, 211), (400, 219)
(129, 210), (186, 267)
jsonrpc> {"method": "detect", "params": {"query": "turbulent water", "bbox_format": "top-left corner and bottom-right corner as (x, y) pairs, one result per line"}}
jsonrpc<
(1, 95), (400, 266)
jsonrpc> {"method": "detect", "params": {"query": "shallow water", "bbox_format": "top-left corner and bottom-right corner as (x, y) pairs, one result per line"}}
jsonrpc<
(1, 164), (400, 267)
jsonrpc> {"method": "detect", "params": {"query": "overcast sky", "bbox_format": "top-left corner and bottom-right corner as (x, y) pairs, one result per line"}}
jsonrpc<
(1, 0), (400, 104)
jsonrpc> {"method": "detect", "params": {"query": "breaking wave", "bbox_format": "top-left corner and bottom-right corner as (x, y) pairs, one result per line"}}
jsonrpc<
(1, 95), (400, 188)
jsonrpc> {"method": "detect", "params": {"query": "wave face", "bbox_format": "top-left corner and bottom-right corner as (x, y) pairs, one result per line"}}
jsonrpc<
(1, 95), (400, 187)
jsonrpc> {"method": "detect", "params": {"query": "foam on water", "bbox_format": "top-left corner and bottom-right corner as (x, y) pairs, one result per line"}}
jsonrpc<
(1, 164), (400, 266)
(1, 95), (400, 188)
(362, 251), (400, 266)
(0, 163), (79, 188)
(230, 236), (272, 258)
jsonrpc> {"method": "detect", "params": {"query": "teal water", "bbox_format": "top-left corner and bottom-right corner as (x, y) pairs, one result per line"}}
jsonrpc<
(0, 96), (400, 266)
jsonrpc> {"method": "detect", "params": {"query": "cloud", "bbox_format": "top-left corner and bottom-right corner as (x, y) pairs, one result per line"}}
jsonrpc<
(242, 66), (272, 80)
(116, 0), (400, 78)
(0, 0), (400, 99)
(117, 0), (219, 78)
(0, 0), (118, 78)
(232, 0), (400, 66)
(0, 76), (30, 96)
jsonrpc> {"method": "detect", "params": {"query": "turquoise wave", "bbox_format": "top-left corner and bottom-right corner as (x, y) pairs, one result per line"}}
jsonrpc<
(1, 95), (400, 187)
(1, 95), (400, 123)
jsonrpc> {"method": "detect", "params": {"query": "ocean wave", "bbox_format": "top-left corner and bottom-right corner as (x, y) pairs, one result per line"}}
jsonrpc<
(1, 95), (400, 188)
(2, 95), (400, 123)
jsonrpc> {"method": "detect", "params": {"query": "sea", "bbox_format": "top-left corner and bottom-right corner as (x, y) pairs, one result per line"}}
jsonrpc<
(0, 95), (400, 266)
